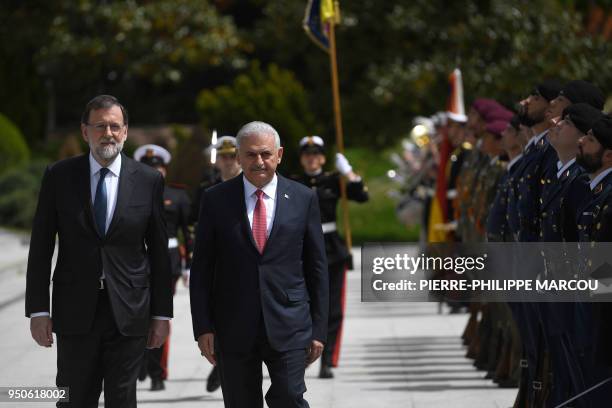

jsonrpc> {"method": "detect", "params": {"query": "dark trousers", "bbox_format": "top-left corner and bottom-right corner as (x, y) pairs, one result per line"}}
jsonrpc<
(322, 261), (346, 367)
(144, 275), (179, 380)
(56, 289), (146, 408)
(146, 345), (165, 380)
(216, 323), (309, 408)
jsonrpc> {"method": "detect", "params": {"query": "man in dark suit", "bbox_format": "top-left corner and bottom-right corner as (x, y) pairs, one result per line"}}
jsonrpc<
(190, 121), (329, 408)
(26, 95), (173, 407)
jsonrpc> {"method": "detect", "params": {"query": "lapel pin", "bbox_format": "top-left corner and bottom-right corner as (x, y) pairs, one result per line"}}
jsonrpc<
(284, 193), (290, 199)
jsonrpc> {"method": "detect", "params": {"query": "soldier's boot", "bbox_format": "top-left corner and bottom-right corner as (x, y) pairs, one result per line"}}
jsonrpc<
(466, 317), (483, 360)
(493, 328), (512, 384)
(474, 321), (492, 370)
(471, 306), (490, 364)
(486, 323), (504, 378)
(530, 334), (547, 408)
(534, 352), (551, 408)
(513, 358), (530, 408)
(462, 303), (479, 346)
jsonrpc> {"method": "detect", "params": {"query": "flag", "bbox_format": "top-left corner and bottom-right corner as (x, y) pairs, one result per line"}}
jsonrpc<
(427, 68), (465, 242)
(303, 0), (336, 51)
(446, 68), (467, 123)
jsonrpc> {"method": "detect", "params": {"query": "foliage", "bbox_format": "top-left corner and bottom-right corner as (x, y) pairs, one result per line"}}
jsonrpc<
(0, 1), (54, 144)
(0, 0), (246, 141)
(338, 147), (419, 243)
(247, 0), (612, 148)
(0, 161), (47, 230)
(0, 113), (30, 174)
(37, 0), (246, 85)
(196, 61), (319, 174)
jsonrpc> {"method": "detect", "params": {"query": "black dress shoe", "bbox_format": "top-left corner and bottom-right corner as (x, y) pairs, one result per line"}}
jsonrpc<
(319, 365), (334, 379)
(206, 367), (221, 392)
(150, 378), (165, 391)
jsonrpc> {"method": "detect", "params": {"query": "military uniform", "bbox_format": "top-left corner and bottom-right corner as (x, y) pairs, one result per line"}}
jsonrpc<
(293, 136), (368, 376)
(487, 154), (523, 242)
(540, 160), (590, 242)
(133, 144), (193, 390)
(508, 132), (559, 242)
(194, 135), (241, 393)
(294, 170), (368, 369)
(457, 149), (488, 242)
(575, 168), (612, 407)
(145, 183), (193, 383)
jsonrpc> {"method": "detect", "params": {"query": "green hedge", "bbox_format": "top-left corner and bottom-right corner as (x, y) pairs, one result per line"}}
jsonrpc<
(0, 161), (47, 230)
(337, 147), (419, 244)
(0, 113), (30, 174)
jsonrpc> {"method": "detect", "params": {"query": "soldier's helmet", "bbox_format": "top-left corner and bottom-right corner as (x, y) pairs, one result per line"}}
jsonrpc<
(134, 144), (171, 167)
(215, 136), (237, 155)
(299, 136), (325, 155)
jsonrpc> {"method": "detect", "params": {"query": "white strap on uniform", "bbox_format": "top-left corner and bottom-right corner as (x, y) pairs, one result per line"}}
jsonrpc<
(168, 237), (179, 249)
(321, 222), (337, 234)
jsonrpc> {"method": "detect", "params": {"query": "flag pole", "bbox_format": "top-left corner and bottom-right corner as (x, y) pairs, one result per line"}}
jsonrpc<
(327, 1), (352, 250)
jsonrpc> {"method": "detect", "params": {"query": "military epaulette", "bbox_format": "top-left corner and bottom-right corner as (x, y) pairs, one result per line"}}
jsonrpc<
(168, 182), (187, 189)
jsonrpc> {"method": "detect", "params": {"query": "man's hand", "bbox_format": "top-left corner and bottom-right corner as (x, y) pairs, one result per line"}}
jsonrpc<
(306, 340), (324, 366)
(30, 316), (53, 347)
(197, 333), (216, 366)
(146, 319), (170, 349)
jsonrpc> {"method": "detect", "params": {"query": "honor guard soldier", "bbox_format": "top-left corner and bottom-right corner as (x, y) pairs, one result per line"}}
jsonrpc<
(541, 104), (602, 242)
(538, 104), (602, 408)
(191, 135), (241, 393)
(191, 136), (242, 226)
(485, 116), (525, 389)
(574, 114), (612, 407)
(528, 81), (606, 407)
(509, 80), (563, 243)
(292, 136), (369, 379)
(487, 116), (526, 243)
(540, 80), (605, 207)
(134, 144), (193, 391)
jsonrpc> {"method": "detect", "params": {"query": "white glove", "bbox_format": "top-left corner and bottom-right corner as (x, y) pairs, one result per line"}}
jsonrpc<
(335, 153), (352, 175)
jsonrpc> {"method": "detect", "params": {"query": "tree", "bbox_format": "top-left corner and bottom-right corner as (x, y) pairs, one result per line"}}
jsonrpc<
(241, 0), (612, 148)
(0, 113), (30, 175)
(0, 0), (246, 142)
(196, 62), (319, 174)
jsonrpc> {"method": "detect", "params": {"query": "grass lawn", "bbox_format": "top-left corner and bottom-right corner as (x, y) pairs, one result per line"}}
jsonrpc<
(336, 147), (420, 245)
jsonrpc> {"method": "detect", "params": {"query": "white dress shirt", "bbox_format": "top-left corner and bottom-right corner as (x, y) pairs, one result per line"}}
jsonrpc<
(556, 158), (576, 179)
(525, 130), (548, 152)
(243, 174), (277, 237)
(590, 167), (612, 191)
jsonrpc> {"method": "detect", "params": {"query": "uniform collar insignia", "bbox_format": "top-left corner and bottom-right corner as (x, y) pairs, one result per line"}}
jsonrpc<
(594, 183), (604, 194)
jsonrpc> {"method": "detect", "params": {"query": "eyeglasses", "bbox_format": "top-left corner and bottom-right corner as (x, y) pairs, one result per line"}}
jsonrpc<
(86, 123), (125, 134)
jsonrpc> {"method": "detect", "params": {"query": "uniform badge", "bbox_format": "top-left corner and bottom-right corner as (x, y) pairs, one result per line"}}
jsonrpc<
(593, 183), (603, 194)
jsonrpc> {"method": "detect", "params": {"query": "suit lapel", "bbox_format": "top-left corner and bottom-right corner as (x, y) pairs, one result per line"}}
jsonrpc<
(236, 174), (260, 253)
(106, 154), (136, 238)
(74, 154), (99, 236)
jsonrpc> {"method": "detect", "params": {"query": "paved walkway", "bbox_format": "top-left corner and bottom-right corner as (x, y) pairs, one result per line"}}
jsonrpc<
(0, 230), (515, 407)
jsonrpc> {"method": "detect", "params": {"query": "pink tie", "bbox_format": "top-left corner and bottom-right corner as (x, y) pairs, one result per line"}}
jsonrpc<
(253, 190), (267, 253)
